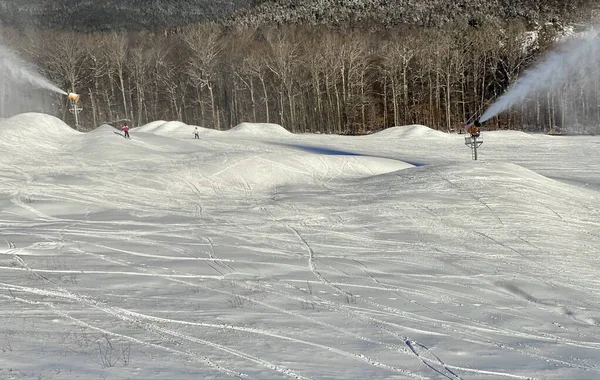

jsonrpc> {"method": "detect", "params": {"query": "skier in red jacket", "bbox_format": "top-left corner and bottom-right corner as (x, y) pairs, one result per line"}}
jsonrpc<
(122, 123), (130, 139)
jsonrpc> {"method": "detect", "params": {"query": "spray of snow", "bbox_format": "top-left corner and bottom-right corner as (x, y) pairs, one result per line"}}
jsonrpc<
(480, 29), (600, 123)
(0, 42), (66, 95)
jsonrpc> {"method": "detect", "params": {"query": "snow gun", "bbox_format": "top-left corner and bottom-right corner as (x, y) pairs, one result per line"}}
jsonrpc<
(67, 92), (80, 103)
(466, 119), (481, 137)
(465, 118), (481, 129)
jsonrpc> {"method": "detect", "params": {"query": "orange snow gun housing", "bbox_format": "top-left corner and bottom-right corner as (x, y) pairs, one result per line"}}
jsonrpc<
(469, 120), (481, 137)
(67, 92), (80, 103)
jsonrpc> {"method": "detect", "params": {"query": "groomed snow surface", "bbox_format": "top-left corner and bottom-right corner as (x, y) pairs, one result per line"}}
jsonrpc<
(1, 113), (600, 379)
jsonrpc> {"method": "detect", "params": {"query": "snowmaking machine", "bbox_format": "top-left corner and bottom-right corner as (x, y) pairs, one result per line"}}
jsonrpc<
(464, 119), (483, 160)
(67, 92), (80, 103)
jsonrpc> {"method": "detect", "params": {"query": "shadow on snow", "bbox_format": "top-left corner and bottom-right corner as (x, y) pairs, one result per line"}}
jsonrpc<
(276, 143), (426, 167)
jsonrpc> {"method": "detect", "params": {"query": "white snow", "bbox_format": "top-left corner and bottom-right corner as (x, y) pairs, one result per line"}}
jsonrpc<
(1, 114), (600, 380)
(366, 124), (455, 140)
(135, 120), (219, 138)
(228, 122), (293, 137)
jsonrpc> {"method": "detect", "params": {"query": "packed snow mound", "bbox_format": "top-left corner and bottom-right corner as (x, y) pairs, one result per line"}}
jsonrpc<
(457, 162), (599, 207)
(74, 126), (208, 158)
(385, 161), (593, 199)
(0, 113), (79, 152)
(136, 120), (218, 138)
(359, 161), (598, 215)
(370, 125), (452, 140)
(460, 162), (568, 185)
(0, 113), (78, 138)
(228, 122), (291, 137)
(137, 121), (187, 134)
(72, 130), (149, 158)
(175, 152), (412, 195)
(134, 120), (168, 132)
(89, 124), (119, 134)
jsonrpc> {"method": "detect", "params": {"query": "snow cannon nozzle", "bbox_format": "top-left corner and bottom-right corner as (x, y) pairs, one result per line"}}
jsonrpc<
(67, 92), (80, 103)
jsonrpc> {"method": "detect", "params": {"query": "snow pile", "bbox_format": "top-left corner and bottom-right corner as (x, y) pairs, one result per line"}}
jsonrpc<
(136, 120), (218, 138)
(89, 124), (119, 134)
(370, 125), (453, 140)
(136, 120), (189, 135)
(228, 122), (291, 137)
(134, 120), (168, 132)
(72, 127), (149, 158)
(175, 153), (412, 196)
(0, 113), (78, 154)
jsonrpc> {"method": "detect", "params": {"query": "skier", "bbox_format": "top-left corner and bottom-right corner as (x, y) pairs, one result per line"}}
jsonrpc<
(193, 127), (200, 139)
(122, 123), (130, 139)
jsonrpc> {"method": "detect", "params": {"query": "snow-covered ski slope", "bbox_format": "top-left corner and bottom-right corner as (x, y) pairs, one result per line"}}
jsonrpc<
(1, 113), (600, 379)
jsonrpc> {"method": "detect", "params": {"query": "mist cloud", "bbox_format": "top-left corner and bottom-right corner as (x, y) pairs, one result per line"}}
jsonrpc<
(0, 42), (66, 95)
(481, 29), (600, 123)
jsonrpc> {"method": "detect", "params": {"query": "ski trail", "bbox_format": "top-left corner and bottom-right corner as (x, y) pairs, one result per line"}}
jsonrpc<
(92, 242), (300, 270)
(5, 164), (57, 221)
(424, 166), (600, 331)
(9, 232), (600, 375)
(287, 227), (596, 377)
(94, 243), (235, 262)
(346, 259), (599, 361)
(384, 203), (600, 346)
(405, 340), (463, 380)
(7, 256), (311, 380)
(2, 238), (16, 249)
(69, 226), (599, 376)
(0, 292), (247, 379)
(10, 190), (56, 221)
(442, 365), (535, 380)
(115, 308), (417, 380)
(69, 245), (424, 378)
(288, 226), (343, 294)
(427, 166), (504, 225)
(1, 282), (306, 380)
(205, 235), (236, 273)
(346, 261), (462, 379)
(475, 230), (600, 326)
(14, 243), (429, 379)
(0, 266), (222, 279)
(289, 226), (456, 378)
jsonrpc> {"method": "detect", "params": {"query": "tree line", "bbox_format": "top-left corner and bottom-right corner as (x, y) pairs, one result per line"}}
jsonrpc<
(0, 0), (251, 32)
(1, 21), (599, 134)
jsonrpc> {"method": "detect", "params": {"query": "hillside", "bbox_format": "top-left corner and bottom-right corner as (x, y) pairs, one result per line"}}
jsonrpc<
(228, 0), (598, 28)
(0, 0), (596, 31)
(0, 0), (252, 31)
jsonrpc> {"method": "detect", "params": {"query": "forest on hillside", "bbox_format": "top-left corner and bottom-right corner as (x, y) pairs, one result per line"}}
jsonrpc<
(1, 19), (599, 135)
(0, 0), (253, 31)
(230, 0), (597, 30)
(0, 0), (595, 31)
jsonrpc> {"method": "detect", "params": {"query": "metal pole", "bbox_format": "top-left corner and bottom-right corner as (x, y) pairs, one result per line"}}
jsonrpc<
(73, 102), (79, 130)
(464, 135), (482, 160)
(68, 101), (82, 131)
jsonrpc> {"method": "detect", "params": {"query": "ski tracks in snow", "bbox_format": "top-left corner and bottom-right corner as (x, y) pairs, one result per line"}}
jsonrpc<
(5, 251), (316, 380)
(289, 225), (465, 380)
(11, 237), (429, 379)
(288, 225), (600, 378)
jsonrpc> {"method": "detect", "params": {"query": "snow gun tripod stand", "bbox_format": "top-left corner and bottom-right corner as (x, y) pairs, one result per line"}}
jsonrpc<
(67, 92), (82, 130)
(464, 134), (483, 160)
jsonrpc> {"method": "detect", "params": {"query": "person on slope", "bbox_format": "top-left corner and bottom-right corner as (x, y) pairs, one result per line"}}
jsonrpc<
(122, 123), (130, 139)
(193, 127), (200, 139)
